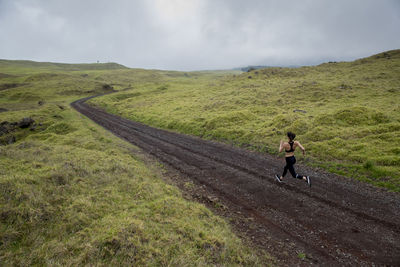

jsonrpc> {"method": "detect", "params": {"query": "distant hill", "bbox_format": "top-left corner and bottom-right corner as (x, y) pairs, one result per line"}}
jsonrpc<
(234, 50), (400, 72)
(0, 59), (127, 71)
(354, 49), (400, 62)
(233, 65), (271, 72)
(234, 65), (300, 72)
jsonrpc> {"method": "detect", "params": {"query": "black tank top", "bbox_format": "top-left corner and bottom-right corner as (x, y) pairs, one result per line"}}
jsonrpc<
(285, 141), (295, 153)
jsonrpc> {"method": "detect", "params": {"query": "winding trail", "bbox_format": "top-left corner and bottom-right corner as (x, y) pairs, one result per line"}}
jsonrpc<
(72, 95), (400, 266)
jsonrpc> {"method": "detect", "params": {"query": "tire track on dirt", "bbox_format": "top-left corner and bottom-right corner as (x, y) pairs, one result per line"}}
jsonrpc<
(93, 107), (400, 231)
(72, 95), (400, 266)
(75, 96), (400, 231)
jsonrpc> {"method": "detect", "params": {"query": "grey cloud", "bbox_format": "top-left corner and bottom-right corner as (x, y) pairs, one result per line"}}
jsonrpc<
(0, 0), (399, 70)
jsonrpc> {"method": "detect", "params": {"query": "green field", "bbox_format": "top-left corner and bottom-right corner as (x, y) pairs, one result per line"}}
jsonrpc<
(0, 61), (270, 265)
(1, 50), (399, 264)
(88, 50), (400, 191)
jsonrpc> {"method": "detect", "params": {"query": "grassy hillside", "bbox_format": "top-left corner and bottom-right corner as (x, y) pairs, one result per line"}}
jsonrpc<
(0, 62), (269, 265)
(89, 50), (400, 191)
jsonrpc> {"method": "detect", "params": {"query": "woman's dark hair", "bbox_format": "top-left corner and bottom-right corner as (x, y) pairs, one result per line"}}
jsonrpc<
(287, 132), (296, 141)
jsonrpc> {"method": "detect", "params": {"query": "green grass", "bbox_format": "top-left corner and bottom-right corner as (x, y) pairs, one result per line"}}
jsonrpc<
(88, 50), (400, 192)
(0, 62), (270, 265)
(1, 49), (398, 264)
(297, 252), (306, 260)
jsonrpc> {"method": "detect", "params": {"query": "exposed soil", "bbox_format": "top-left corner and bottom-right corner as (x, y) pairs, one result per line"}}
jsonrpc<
(72, 95), (400, 266)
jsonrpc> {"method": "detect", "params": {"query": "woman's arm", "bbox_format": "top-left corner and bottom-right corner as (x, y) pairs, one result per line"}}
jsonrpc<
(296, 141), (305, 155)
(279, 140), (284, 153)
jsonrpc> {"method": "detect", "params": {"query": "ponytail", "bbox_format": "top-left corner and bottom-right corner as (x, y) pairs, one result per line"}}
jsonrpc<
(287, 132), (296, 142)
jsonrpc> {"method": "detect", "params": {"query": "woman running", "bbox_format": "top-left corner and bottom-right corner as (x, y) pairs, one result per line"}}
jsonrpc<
(275, 132), (311, 187)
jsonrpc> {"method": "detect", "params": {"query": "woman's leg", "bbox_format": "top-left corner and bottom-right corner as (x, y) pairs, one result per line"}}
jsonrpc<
(288, 157), (305, 179)
(282, 164), (289, 177)
(282, 157), (292, 178)
(288, 164), (304, 179)
(288, 163), (297, 178)
(280, 156), (311, 186)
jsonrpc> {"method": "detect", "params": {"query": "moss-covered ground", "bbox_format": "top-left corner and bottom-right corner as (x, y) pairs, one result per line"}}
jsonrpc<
(0, 61), (270, 265)
(89, 50), (400, 192)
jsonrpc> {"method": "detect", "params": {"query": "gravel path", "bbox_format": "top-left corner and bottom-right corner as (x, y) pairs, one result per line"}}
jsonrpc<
(72, 95), (400, 266)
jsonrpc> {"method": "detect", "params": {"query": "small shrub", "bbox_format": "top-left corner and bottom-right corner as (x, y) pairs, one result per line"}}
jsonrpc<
(363, 160), (374, 170)
(49, 173), (67, 186)
(157, 85), (169, 91)
(298, 252), (306, 260)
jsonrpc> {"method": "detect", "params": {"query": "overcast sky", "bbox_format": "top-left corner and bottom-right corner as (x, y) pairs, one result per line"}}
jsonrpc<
(0, 0), (399, 70)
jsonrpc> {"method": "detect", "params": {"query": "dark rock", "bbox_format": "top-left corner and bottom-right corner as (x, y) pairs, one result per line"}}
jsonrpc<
(248, 76), (252, 79)
(0, 108), (7, 112)
(81, 74), (89, 77)
(339, 83), (352, 90)
(0, 121), (14, 136)
(102, 84), (114, 91)
(293, 109), (307, 113)
(30, 124), (37, 131)
(38, 101), (44, 105)
(51, 174), (66, 185)
(7, 135), (16, 144)
(57, 105), (65, 110)
(0, 210), (12, 222)
(0, 125), (8, 136)
(18, 117), (35, 128)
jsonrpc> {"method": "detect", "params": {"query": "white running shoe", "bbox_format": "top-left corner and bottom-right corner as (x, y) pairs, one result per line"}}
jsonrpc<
(306, 176), (311, 187)
(275, 174), (282, 183)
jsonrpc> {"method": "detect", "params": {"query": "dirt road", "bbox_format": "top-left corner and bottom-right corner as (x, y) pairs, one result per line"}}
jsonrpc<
(72, 95), (400, 266)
